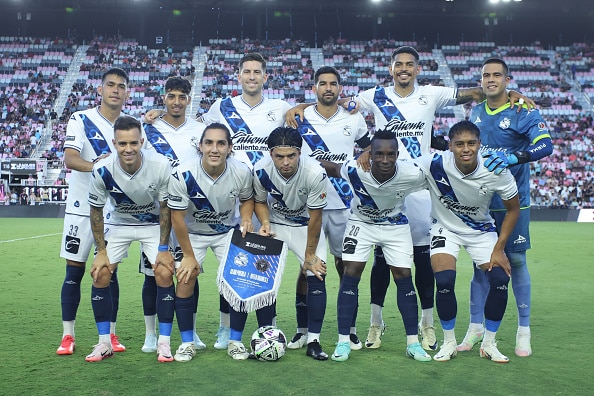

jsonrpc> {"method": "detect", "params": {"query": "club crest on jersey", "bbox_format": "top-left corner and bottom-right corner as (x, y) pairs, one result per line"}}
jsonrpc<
(499, 117), (511, 129)
(298, 188), (308, 196)
(478, 184), (488, 196)
(343, 125), (352, 136)
(418, 96), (429, 106)
(228, 188), (239, 199)
(190, 136), (199, 148)
(147, 183), (157, 192)
(266, 111), (277, 122)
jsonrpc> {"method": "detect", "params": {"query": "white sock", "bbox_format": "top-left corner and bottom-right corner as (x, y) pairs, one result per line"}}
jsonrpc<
(307, 332), (321, 344)
(420, 309), (433, 326)
(469, 322), (485, 333)
(407, 334), (420, 346)
(144, 315), (157, 336)
(193, 313), (198, 334)
(443, 329), (456, 344)
(517, 326), (530, 335)
(110, 322), (116, 335)
(350, 326), (357, 335)
(220, 312), (230, 328)
(158, 335), (171, 344)
(63, 320), (75, 338)
(370, 304), (383, 326)
(297, 327), (308, 335)
(338, 334), (350, 343)
(99, 334), (110, 344)
(483, 330), (497, 344)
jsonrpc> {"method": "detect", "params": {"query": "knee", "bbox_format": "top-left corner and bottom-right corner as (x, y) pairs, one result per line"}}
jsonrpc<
(343, 261), (364, 278)
(390, 266), (411, 279)
(434, 269), (456, 290)
(486, 267), (510, 288)
(154, 267), (173, 287)
(508, 251), (527, 268)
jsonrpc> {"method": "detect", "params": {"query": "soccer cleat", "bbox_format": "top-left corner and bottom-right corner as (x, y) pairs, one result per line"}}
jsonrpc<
(480, 340), (510, 363)
(419, 324), (438, 351)
(349, 333), (363, 351)
(85, 342), (113, 362)
(56, 335), (75, 355)
(331, 341), (351, 362)
(515, 331), (532, 357)
(157, 342), (174, 363)
(287, 333), (308, 349)
(433, 341), (458, 362)
(110, 334), (126, 352)
(141, 334), (158, 353)
(214, 326), (230, 350)
(406, 342), (432, 362)
(306, 340), (328, 361)
(365, 323), (386, 349)
(193, 332), (207, 350)
(457, 328), (484, 352)
(227, 341), (250, 360)
(174, 343), (196, 362)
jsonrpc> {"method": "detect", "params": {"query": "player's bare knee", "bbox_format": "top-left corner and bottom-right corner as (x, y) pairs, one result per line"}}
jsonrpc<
(390, 266), (411, 279)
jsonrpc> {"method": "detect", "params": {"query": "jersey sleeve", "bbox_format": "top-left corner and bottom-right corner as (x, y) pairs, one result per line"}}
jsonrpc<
(252, 168), (269, 203)
(495, 171), (519, 202)
(238, 165), (254, 201)
(200, 99), (223, 125)
(157, 162), (170, 202)
(353, 113), (371, 148)
(167, 168), (189, 210)
(307, 169), (328, 210)
(88, 165), (107, 208)
(63, 113), (85, 153)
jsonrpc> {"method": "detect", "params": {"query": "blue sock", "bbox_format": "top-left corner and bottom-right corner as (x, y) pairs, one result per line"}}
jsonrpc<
(434, 270), (457, 324)
(159, 322), (173, 337)
(413, 245), (434, 310)
(91, 285), (111, 333)
(142, 275), (157, 316)
(229, 306), (248, 341)
(484, 266), (509, 328)
(176, 295), (194, 343)
(394, 276), (419, 336)
(295, 293), (308, 329)
(156, 285), (175, 335)
(509, 251), (531, 327)
(370, 246), (390, 306)
(469, 265), (489, 324)
(61, 265), (85, 321)
(306, 275), (327, 334)
(193, 281), (199, 314)
(338, 275), (360, 336)
(255, 303), (275, 327)
(109, 268), (119, 323)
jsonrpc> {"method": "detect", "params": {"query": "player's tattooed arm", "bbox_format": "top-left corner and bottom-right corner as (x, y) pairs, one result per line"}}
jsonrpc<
(90, 205), (106, 251)
(456, 87), (485, 105)
(158, 201), (172, 246)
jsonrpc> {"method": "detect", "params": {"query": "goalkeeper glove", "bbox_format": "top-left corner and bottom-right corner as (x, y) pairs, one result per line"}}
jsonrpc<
(482, 151), (518, 175)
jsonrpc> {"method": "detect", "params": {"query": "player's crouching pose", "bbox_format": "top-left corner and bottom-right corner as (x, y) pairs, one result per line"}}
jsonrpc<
(253, 127), (330, 360)
(167, 123), (259, 361)
(415, 121), (520, 363)
(86, 116), (172, 362)
(320, 129), (431, 363)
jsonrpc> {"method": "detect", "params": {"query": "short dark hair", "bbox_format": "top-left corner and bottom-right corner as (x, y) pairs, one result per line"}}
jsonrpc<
(102, 67), (129, 85)
(239, 53), (267, 72)
(391, 46), (419, 63)
(267, 127), (303, 151)
(164, 76), (191, 94)
(114, 115), (141, 135)
(482, 57), (510, 77)
(314, 66), (341, 85)
(371, 128), (399, 149)
(448, 120), (481, 141)
(200, 122), (232, 146)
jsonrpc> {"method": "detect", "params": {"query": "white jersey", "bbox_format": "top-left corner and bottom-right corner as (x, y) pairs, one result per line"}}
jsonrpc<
(168, 157), (253, 235)
(357, 84), (457, 160)
(297, 106), (370, 210)
(201, 96), (292, 168)
(253, 155), (327, 227)
(88, 150), (170, 226)
(63, 107), (124, 216)
(143, 116), (204, 168)
(415, 151), (518, 235)
(340, 159), (426, 225)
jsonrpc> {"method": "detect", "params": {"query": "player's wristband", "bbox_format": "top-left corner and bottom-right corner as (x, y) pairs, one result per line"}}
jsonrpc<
(158, 244), (169, 252)
(514, 151), (530, 164)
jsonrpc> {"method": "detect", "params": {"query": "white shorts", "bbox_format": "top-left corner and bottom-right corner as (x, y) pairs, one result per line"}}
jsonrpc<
(322, 209), (349, 258)
(429, 221), (498, 267)
(105, 224), (160, 265)
(60, 213), (94, 262)
(341, 220), (414, 268)
(185, 232), (229, 270)
(140, 230), (183, 276)
(272, 223), (327, 276)
(404, 190), (431, 247)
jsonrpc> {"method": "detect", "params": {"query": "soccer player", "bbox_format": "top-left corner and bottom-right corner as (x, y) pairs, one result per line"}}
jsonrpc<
(57, 67), (130, 355)
(319, 129), (431, 363)
(140, 76), (207, 353)
(253, 127), (330, 360)
(458, 58), (553, 357)
(287, 66), (370, 351)
(415, 120), (520, 363)
(85, 116), (172, 362)
(167, 123), (257, 361)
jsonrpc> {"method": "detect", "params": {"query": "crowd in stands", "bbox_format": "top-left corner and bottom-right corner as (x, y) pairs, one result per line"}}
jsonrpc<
(1, 35), (593, 208)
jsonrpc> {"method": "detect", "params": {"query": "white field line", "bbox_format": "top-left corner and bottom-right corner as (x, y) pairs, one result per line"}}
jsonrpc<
(0, 233), (61, 243)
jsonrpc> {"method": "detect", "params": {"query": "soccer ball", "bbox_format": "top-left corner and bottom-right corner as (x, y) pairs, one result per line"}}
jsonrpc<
(250, 325), (287, 361)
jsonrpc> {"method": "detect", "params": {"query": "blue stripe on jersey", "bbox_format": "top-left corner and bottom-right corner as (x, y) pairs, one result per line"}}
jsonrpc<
(255, 169), (309, 226)
(346, 165), (407, 225)
(296, 118), (352, 207)
(182, 170), (233, 233)
(96, 167), (159, 224)
(144, 124), (180, 167)
(220, 97), (263, 166)
(373, 86), (422, 159)
(428, 154), (495, 232)
(80, 114), (111, 156)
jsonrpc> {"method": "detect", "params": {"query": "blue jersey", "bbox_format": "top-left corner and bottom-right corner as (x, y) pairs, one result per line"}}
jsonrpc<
(471, 103), (550, 210)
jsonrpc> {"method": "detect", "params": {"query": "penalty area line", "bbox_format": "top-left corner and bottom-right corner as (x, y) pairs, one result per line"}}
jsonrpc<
(0, 233), (61, 243)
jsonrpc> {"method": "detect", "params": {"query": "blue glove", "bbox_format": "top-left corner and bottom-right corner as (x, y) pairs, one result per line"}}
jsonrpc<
(482, 151), (518, 175)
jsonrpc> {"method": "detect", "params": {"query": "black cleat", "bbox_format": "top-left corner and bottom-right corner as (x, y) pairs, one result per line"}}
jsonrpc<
(306, 341), (328, 361)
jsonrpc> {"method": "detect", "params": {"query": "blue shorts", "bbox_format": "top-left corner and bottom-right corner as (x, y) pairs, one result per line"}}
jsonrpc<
(491, 208), (530, 252)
